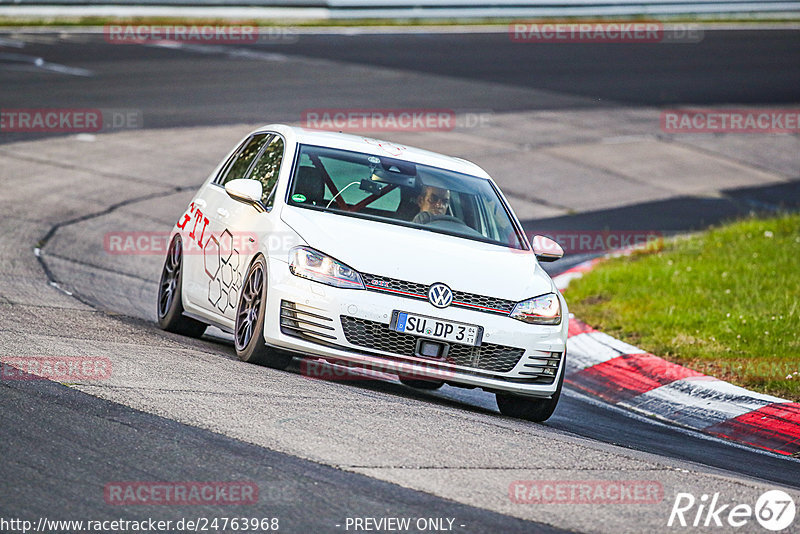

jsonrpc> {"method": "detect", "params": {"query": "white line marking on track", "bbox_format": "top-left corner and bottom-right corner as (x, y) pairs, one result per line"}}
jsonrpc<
(148, 41), (288, 62)
(0, 52), (93, 77)
(0, 37), (25, 48)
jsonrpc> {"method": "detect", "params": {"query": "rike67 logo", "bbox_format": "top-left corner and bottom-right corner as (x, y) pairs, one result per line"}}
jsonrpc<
(668, 490), (796, 531)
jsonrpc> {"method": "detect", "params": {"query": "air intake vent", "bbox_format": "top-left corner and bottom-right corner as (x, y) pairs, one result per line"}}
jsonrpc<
(280, 301), (336, 342)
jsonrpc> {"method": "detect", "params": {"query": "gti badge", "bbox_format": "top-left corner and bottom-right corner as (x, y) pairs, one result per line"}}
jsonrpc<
(428, 283), (453, 308)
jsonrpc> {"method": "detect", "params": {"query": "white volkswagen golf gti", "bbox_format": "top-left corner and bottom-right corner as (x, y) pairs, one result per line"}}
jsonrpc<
(157, 124), (569, 422)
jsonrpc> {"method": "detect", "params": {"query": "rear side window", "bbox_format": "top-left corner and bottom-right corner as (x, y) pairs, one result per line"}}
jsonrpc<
(216, 133), (269, 185)
(246, 136), (285, 207)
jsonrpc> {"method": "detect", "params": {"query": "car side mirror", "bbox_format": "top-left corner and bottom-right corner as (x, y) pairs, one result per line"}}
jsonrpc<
(225, 179), (265, 212)
(531, 235), (564, 262)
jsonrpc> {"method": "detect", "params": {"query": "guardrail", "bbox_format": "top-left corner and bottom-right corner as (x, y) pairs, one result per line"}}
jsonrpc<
(1, 0), (798, 17)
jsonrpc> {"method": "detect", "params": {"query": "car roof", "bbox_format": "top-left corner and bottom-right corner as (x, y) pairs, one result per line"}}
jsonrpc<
(253, 123), (492, 180)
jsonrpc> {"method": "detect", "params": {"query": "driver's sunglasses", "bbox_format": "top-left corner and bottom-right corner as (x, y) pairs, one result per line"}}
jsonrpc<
(426, 194), (450, 205)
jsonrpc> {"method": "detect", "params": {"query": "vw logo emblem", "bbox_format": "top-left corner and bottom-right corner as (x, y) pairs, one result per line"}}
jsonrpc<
(428, 283), (453, 308)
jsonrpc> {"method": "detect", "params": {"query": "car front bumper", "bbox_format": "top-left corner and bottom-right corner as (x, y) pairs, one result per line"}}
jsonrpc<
(262, 257), (568, 398)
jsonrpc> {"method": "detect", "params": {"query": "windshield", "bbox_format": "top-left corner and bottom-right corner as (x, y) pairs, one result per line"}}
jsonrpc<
(286, 144), (527, 250)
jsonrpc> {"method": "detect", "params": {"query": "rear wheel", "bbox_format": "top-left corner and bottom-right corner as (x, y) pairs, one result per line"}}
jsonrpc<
(496, 367), (564, 423)
(234, 256), (292, 370)
(157, 235), (206, 338)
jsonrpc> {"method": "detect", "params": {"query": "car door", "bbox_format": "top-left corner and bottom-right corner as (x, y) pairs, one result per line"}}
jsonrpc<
(182, 133), (270, 319)
(179, 134), (247, 309)
(220, 134), (288, 317)
(195, 133), (288, 326)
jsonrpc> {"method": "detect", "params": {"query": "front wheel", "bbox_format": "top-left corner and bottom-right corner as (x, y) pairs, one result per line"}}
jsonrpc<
(495, 366), (564, 423)
(234, 256), (292, 370)
(157, 235), (206, 338)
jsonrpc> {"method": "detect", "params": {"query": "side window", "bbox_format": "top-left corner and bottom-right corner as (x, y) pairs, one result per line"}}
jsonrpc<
(247, 136), (285, 207)
(214, 138), (249, 184)
(217, 134), (269, 186)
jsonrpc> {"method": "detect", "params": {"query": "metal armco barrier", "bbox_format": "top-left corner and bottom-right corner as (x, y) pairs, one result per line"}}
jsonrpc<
(0, 0), (798, 16)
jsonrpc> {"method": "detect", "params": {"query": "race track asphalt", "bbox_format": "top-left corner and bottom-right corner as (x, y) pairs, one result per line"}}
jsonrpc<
(1, 28), (798, 533)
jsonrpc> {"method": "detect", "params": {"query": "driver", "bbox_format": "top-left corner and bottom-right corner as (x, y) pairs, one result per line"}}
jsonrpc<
(413, 185), (451, 224)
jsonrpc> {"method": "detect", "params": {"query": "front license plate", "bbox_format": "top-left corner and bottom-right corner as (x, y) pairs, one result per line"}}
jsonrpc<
(392, 311), (482, 347)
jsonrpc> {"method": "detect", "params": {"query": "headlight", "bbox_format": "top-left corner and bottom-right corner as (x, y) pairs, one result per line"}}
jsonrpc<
(510, 293), (562, 325)
(289, 246), (364, 290)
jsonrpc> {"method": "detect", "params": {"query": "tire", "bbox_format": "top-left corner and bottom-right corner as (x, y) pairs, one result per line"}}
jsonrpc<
(157, 235), (207, 338)
(234, 255), (292, 369)
(399, 376), (444, 390)
(495, 365), (564, 423)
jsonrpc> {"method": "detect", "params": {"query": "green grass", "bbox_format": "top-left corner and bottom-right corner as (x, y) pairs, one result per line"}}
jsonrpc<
(566, 213), (800, 401)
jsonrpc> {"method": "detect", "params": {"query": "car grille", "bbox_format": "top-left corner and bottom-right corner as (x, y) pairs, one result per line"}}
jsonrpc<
(340, 316), (525, 373)
(362, 273), (517, 316)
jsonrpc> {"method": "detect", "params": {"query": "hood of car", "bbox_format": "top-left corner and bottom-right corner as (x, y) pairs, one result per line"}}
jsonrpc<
(280, 207), (555, 302)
